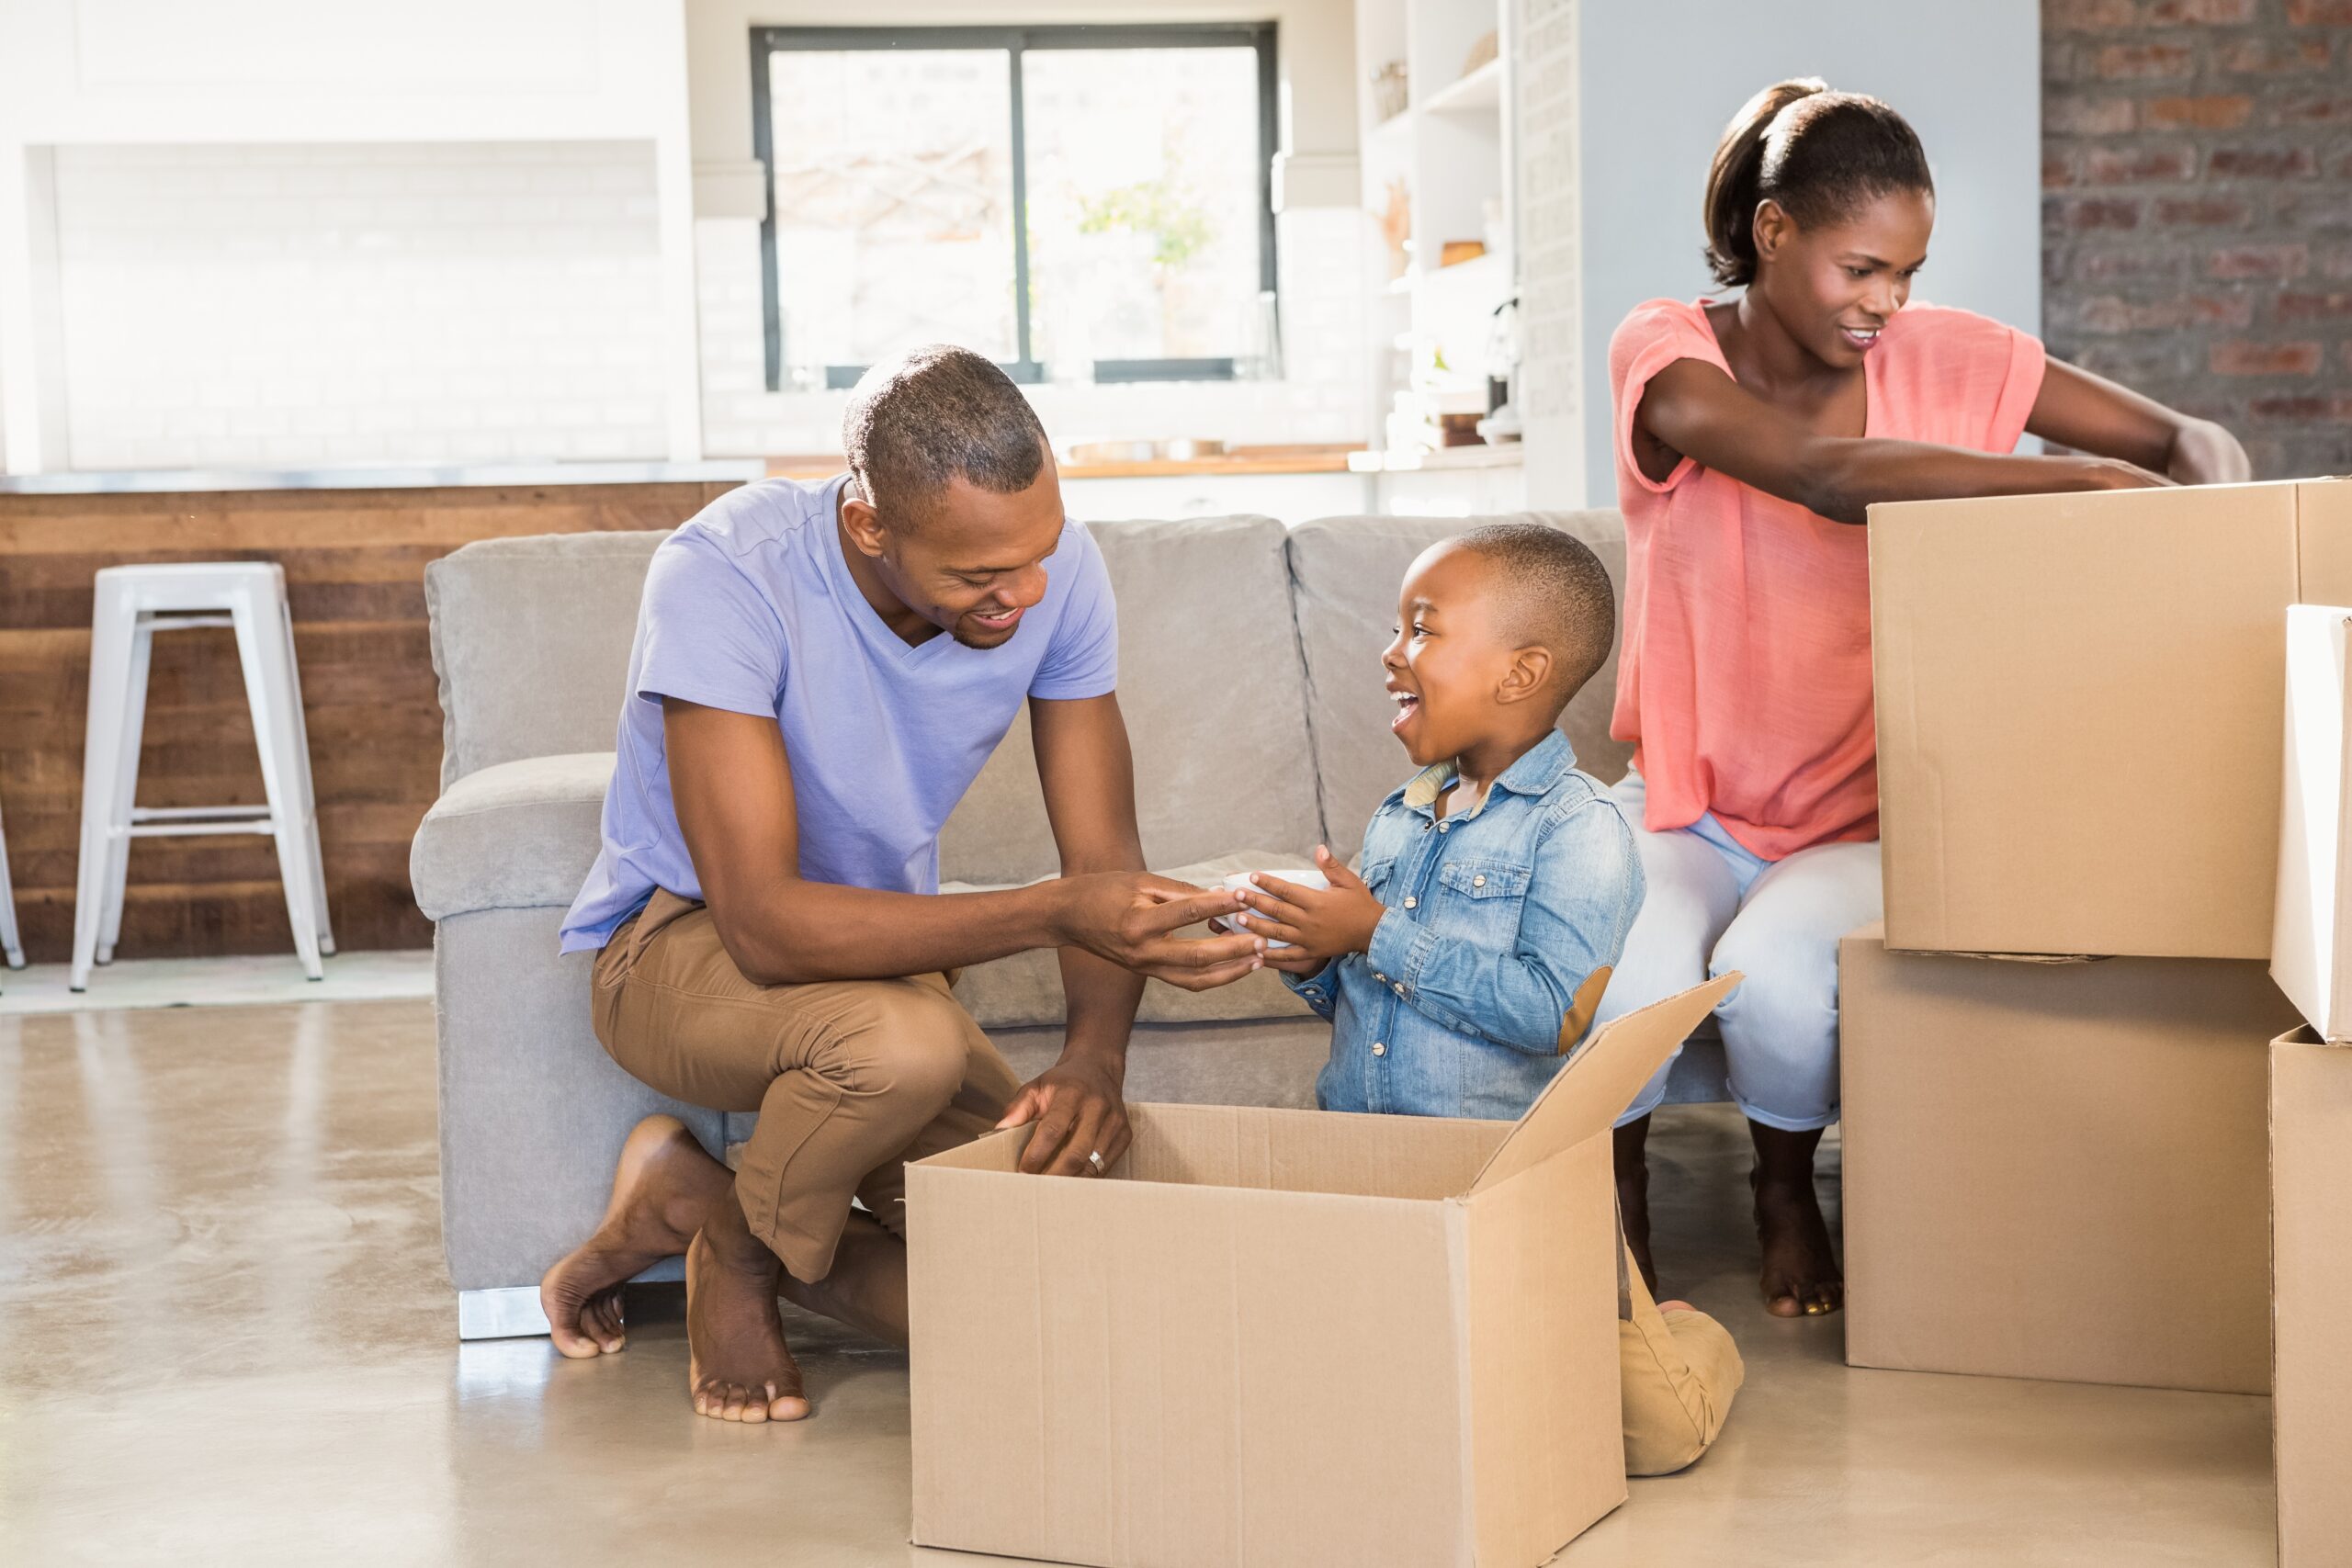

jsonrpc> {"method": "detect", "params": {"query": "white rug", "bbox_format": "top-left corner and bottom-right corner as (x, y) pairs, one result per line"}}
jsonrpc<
(0, 949), (434, 1016)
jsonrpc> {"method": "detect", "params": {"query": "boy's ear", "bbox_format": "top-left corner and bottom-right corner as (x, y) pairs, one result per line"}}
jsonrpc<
(1497, 645), (1555, 706)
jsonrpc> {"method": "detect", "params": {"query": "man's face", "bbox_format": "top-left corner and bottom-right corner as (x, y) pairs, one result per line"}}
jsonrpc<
(852, 466), (1069, 649)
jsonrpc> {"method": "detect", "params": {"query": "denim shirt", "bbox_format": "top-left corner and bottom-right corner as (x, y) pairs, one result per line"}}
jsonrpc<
(1285, 730), (1645, 1121)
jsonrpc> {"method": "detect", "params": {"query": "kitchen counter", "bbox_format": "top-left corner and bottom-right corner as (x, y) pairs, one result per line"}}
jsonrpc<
(0, 459), (764, 496)
(1346, 444), (1525, 473)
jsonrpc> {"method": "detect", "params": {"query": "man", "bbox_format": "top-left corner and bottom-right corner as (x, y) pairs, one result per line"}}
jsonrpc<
(537, 345), (1258, 1422)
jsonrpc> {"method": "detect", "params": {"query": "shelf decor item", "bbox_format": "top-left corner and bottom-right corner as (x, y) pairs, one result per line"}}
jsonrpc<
(1380, 178), (1412, 279)
(1372, 58), (1408, 123)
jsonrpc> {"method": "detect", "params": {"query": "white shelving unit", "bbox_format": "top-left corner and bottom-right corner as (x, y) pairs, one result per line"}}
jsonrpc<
(1352, 0), (1521, 508)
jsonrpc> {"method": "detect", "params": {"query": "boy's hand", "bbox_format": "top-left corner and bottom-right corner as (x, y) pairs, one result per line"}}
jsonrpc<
(1236, 845), (1385, 964)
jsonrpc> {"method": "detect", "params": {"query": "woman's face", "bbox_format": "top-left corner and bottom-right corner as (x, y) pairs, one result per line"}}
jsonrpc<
(1751, 186), (1935, 369)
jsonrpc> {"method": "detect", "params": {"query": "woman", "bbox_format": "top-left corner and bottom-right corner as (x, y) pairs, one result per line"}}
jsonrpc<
(1598, 79), (2248, 1319)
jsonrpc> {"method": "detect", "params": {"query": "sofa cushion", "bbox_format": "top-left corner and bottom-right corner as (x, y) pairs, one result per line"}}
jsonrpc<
(425, 531), (666, 790)
(943, 850), (1323, 1029)
(411, 752), (614, 921)
(1286, 511), (1634, 857)
(939, 515), (1325, 886)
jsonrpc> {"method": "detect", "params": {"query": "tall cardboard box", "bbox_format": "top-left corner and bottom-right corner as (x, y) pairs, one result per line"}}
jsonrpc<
(2267, 604), (2352, 1565)
(1870, 476), (2352, 961)
(2269, 1031), (2352, 1568)
(1841, 925), (2295, 1393)
(905, 976), (1736, 1568)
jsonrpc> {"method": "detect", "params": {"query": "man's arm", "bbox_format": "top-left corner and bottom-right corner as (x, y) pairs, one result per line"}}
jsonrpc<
(663, 697), (1258, 988)
(992, 694), (1185, 1176)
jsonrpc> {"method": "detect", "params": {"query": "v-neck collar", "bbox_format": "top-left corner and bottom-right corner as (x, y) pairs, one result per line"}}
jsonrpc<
(815, 473), (967, 671)
(1695, 296), (1876, 442)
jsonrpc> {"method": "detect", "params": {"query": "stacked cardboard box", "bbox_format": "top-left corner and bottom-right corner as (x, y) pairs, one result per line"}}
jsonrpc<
(1848, 479), (2352, 1393)
(905, 975), (1736, 1568)
(2267, 604), (2352, 1567)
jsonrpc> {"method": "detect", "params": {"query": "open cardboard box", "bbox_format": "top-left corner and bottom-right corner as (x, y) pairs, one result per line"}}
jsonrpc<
(905, 974), (1737, 1568)
(1870, 476), (2352, 961)
(2266, 606), (2352, 1564)
(1841, 924), (2292, 1393)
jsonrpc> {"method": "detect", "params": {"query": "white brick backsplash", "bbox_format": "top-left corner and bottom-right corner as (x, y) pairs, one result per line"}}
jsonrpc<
(53, 141), (670, 470)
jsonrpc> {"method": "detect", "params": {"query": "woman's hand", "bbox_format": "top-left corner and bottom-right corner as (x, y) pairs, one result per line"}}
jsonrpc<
(2065, 454), (2176, 493)
(1234, 845), (1386, 964)
(2166, 417), (2252, 486)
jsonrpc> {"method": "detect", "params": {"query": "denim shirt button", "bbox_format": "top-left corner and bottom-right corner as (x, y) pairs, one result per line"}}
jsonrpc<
(1402, 896), (1417, 909)
(1374, 971), (1388, 983)
(1438, 821), (1451, 833)
(1472, 874), (1486, 887)
(1371, 1042), (1387, 1056)
(1392, 982), (1406, 997)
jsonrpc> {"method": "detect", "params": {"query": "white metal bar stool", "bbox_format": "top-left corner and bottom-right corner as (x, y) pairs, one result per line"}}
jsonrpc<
(71, 562), (334, 992)
(0, 791), (27, 971)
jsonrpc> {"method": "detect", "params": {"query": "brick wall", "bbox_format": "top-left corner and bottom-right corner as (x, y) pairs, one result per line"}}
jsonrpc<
(53, 142), (669, 470)
(2043, 0), (2352, 479)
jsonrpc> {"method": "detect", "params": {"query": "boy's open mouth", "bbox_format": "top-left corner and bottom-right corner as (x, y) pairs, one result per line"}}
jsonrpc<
(1390, 690), (1420, 732)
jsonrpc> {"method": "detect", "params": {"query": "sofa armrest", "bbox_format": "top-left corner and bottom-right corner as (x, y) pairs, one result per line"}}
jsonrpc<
(411, 751), (615, 922)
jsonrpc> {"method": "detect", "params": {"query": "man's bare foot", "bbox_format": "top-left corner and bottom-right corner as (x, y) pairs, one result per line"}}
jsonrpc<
(777, 1211), (910, 1348)
(538, 1115), (731, 1358)
(1613, 1114), (1660, 1296)
(685, 1191), (808, 1423)
(1749, 1121), (1842, 1318)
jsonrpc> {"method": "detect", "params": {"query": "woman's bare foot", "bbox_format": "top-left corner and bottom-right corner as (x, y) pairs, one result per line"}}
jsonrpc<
(1749, 1121), (1842, 1318)
(685, 1191), (808, 1423)
(537, 1115), (731, 1358)
(1613, 1114), (1660, 1296)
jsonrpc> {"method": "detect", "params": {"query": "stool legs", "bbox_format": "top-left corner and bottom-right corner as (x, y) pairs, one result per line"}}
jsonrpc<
(94, 615), (154, 967)
(277, 598), (334, 958)
(0, 796), (24, 970)
(231, 584), (324, 983)
(71, 581), (139, 993)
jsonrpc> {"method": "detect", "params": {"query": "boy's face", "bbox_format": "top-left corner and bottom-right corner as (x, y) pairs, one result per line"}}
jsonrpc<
(1381, 542), (1528, 767)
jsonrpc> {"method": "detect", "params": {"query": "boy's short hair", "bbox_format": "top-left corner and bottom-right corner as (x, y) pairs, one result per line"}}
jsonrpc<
(842, 344), (1049, 527)
(1449, 522), (1616, 715)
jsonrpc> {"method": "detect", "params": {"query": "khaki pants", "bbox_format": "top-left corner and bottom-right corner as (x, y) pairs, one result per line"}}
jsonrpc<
(591, 890), (1022, 1282)
(1619, 1239), (1746, 1477)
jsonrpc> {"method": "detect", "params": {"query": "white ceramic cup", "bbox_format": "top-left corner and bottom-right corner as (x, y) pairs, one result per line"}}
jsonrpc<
(1218, 869), (1329, 949)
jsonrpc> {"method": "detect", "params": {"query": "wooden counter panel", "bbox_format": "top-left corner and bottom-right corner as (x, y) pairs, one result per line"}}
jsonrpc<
(0, 480), (737, 963)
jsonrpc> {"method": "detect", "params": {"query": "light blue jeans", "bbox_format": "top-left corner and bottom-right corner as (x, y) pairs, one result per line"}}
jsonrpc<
(1597, 770), (1883, 1132)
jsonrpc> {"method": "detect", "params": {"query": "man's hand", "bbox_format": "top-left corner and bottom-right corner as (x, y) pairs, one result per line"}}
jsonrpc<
(1233, 845), (1385, 964)
(1057, 872), (1262, 991)
(996, 1054), (1131, 1177)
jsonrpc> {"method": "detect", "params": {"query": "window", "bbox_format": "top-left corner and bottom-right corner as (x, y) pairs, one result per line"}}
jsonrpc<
(752, 24), (1278, 391)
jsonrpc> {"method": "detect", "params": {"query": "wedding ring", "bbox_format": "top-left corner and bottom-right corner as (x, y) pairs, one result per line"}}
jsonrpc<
(1087, 1149), (1106, 1175)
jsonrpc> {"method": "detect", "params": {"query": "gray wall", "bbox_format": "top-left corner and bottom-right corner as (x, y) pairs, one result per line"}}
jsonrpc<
(1574, 1), (2044, 506)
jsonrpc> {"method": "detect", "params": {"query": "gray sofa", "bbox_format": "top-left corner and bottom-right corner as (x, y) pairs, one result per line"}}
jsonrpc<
(412, 508), (1726, 1338)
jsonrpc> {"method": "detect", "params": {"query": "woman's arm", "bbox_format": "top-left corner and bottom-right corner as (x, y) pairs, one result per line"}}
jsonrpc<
(2024, 357), (2251, 486)
(1634, 358), (2171, 525)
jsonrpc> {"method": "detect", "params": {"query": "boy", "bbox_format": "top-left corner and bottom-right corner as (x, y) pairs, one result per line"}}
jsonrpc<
(1230, 523), (1743, 1476)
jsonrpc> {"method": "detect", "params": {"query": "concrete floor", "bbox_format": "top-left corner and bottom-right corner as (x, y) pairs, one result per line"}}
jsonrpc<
(0, 998), (2275, 1567)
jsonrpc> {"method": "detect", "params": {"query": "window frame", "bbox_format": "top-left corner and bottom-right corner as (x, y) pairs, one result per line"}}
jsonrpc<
(749, 22), (1281, 393)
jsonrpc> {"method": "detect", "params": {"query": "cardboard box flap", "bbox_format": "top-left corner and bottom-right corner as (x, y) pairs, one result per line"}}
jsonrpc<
(2273, 604), (2352, 1040)
(1463, 973), (1740, 1197)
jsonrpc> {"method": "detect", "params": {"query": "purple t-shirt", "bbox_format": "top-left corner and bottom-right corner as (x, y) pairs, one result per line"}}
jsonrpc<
(559, 474), (1118, 953)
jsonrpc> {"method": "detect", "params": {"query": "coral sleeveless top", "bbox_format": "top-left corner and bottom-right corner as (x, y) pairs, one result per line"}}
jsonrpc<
(1607, 298), (2045, 859)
